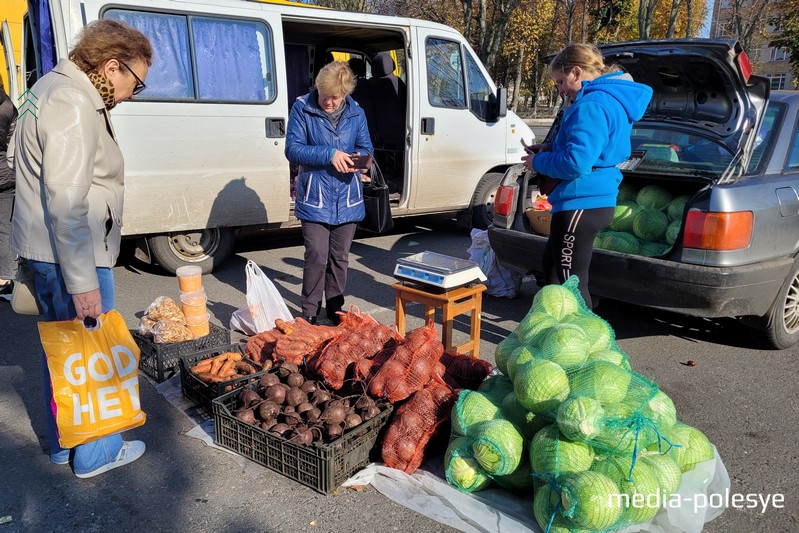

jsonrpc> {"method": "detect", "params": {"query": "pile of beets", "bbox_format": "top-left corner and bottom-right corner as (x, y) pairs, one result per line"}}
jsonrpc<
(231, 361), (384, 445)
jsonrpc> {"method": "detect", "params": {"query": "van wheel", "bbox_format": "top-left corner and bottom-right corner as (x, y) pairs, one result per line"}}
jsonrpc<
(763, 260), (799, 349)
(148, 228), (235, 274)
(471, 172), (503, 229)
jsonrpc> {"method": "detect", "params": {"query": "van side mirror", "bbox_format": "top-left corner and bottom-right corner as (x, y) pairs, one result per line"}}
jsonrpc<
(489, 88), (508, 121)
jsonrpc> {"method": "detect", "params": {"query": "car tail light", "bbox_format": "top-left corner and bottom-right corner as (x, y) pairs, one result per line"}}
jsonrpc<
(494, 185), (516, 216)
(737, 50), (752, 83)
(683, 210), (753, 250)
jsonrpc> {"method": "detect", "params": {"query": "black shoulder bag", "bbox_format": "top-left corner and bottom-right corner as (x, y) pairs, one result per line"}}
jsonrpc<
(535, 105), (566, 196)
(358, 160), (394, 234)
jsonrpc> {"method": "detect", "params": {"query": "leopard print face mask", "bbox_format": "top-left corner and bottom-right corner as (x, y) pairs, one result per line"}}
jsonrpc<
(85, 71), (117, 111)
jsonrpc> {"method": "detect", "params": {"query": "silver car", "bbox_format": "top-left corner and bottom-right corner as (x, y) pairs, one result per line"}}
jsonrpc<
(489, 39), (799, 349)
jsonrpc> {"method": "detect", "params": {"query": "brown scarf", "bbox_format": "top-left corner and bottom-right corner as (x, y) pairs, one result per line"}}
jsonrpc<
(85, 70), (117, 111)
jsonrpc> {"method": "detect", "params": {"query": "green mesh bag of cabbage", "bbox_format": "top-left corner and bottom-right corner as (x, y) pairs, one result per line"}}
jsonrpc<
(444, 377), (543, 493)
(448, 387), (525, 477)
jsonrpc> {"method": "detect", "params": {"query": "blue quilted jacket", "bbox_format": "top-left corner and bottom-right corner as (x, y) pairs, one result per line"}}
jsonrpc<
(285, 91), (374, 225)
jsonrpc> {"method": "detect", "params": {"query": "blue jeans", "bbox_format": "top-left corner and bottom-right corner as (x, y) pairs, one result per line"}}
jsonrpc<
(0, 189), (15, 280)
(28, 260), (123, 475)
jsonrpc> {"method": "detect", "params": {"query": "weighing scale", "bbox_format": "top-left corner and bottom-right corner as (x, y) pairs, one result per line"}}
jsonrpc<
(394, 251), (487, 290)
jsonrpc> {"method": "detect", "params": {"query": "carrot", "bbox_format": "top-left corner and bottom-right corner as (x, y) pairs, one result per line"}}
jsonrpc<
(196, 372), (227, 383)
(191, 360), (213, 374)
(209, 355), (227, 375)
(234, 361), (257, 374)
(218, 359), (235, 378)
(225, 352), (243, 362)
(209, 352), (230, 363)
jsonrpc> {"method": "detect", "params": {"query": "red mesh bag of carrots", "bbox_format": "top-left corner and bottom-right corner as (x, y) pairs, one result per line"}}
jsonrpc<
(368, 324), (444, 403)
(245, 328), (285, 365)
(381, 381), (456, 474)
(310, 317), (396, 389)
(439, 350), (494, 390)
(272, 317), (344, 365)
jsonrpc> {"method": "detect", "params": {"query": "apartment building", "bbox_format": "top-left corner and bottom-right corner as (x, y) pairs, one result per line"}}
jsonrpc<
(710, 0), (794, 90)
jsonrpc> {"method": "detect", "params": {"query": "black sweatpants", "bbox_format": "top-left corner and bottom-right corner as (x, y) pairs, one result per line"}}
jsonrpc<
(543, 207), (614, 309)
(300, 221), (358, 318)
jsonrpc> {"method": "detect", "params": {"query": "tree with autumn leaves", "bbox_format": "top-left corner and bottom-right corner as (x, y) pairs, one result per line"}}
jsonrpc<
(310, 0), (712, 110)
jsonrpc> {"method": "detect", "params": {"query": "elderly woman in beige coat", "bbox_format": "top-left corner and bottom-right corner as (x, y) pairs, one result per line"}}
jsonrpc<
(9, 19), (152, 478)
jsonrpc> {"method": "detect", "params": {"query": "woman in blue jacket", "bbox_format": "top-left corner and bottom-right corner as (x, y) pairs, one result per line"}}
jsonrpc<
(285, 61), (373, 324)
(523, 43), (652, 308)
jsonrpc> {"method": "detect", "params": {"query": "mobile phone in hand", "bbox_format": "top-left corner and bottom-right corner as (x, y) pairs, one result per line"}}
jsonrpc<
(350, 153), (373, 169)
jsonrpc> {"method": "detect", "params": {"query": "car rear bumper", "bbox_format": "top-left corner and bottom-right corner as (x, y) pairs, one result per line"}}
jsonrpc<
(488, 226), (793, 318)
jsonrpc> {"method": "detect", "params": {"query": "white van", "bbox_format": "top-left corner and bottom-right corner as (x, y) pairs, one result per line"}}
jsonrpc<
(1, 0), (534, 272)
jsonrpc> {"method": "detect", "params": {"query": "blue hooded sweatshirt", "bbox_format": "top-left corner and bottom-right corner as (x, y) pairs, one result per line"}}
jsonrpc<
(532, 72), (653, 213)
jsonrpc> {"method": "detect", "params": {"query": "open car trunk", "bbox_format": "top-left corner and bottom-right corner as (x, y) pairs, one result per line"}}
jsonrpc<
(518, 171), (710, 261)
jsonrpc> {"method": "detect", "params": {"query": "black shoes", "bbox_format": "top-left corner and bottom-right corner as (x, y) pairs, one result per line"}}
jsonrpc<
(302, 315), (318, 325)
(327, 311), (341, 326)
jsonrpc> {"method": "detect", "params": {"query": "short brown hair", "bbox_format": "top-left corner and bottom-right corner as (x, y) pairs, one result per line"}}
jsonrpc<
(549, 43), (619, 77)
(69, 19), (153, 72)
(315, 61), (356, 97)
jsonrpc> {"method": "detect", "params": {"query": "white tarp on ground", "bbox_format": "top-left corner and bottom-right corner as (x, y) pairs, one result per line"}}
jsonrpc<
(156, 375), (730, 533)
(342, 447), (729, 533)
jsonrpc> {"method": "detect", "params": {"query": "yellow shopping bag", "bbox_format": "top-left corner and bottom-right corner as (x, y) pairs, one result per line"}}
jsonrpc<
(38, 310), (147, 448)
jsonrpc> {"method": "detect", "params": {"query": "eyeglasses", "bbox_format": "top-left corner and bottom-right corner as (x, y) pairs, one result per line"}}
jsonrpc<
(119, 60), (146, 96)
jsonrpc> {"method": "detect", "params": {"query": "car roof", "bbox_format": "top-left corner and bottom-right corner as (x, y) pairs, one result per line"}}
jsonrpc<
(770, 91), (799, 103)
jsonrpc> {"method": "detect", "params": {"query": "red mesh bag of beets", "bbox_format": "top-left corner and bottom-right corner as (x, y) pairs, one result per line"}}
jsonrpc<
(310, 317), (395, 389)
(353, 344), (395, 384)
(381, 381), (456, 474)
(368, 324), (444, 403)
(439, 350), (494, 390)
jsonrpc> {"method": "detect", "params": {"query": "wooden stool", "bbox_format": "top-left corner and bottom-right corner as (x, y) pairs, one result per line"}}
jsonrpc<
(393, 282), (487, 358)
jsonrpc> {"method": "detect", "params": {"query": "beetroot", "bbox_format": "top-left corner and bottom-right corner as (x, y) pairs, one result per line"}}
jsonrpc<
(296, 402), (314, 415)
(286, 372), (305, 388)
(300, 380), (318, 393)
(234, 408), (256, 425)
(289, 425), (316, 445)
(270, 423), (292, 437)
(321, 403), (346, 425)
(286, 387), (307, 407)
(325, 423), (343, 441)
(257, 400), (280, 420)
(239, 389), (261, 408)
(311, 389), (331, 406)
(264, 384), (287, 405)
(259, 373), (280, 389)
(361, 404), (381, 421)
(344, 412), (363, 429)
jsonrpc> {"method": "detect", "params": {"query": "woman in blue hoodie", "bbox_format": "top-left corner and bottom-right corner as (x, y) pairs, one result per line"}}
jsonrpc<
(523, 43), (652, 308)
(285, 61), (373, 324)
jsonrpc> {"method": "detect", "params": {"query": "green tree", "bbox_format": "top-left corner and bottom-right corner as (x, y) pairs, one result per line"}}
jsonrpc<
(770, 1), (799, 85)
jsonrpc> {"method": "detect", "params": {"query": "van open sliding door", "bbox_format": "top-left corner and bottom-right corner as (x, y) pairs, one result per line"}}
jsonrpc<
(79, 0), (290, 271)
(412, 27), (505, 212)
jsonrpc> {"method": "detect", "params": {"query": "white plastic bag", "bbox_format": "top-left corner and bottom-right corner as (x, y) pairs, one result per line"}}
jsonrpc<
(467, 229), (521, 299)
(229, 260), (293, 335)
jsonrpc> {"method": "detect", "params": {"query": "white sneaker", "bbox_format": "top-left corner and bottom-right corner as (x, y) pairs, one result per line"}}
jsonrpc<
(75, 440), (145, 479)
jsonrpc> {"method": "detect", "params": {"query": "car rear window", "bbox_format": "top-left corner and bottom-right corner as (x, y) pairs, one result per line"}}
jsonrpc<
(630, 127), (731, 177)
(748, 101), (785, 174)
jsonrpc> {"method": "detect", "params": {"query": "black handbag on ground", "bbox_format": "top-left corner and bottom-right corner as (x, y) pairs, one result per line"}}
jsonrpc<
(358, 161), (394, 234)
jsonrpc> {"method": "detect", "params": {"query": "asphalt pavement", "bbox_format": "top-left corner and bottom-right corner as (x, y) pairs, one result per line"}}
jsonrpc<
(1, 215), (796, 532)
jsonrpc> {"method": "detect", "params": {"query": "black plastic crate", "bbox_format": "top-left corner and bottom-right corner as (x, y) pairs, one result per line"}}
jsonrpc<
(212, 386), (393, 494)
(132, 323), (230, 382)
(180, 344), (269, 414)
